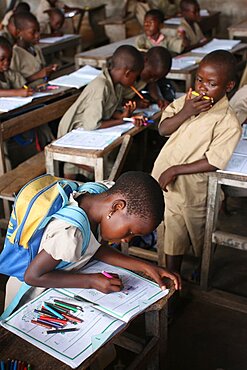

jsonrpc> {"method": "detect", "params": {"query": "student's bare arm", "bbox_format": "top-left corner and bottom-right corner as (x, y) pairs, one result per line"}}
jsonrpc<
(0, 88), (33, 97)
(24, 250), (122, 293)
(159, 158), (217, 191)
(95, 245), (181, 290)
(159, 93), (212, 136)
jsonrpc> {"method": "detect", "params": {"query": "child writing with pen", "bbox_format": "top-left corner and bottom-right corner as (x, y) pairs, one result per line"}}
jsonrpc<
(3, 171), (181, 312)
(151, 50), (241, 312)
(0, 36), (32, 97)
(10, 12), (58, 88)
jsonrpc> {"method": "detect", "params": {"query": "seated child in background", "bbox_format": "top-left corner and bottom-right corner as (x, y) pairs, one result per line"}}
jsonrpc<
(148, 0), (180, 18)
(0, 36), (32, 97)
(178, 0), (208, 51)
(0, 14), (18, 46)
(123, 46), (173, 109)
(152, 50), (241, 284)
(10, 12), (58, 88)
(4, 171), (181, 310)
(40, 8), (65, 36)
(0, 1), (30, 30)
(136, 9), (188, 55)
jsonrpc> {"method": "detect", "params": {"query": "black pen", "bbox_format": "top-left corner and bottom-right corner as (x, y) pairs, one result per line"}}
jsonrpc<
(46, 327), (80, 334)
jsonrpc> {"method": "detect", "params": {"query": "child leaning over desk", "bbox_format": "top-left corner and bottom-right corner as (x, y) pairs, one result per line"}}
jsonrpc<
(152, 50), (241, 287)
(4, 171), (181, 311)
(0, 36), (32, 97)
(10, 12), (57, 88)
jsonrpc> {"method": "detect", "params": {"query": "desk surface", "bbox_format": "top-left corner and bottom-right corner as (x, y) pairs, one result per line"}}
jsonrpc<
(39, 34), (81, 56)
(228, 19), (247, 39)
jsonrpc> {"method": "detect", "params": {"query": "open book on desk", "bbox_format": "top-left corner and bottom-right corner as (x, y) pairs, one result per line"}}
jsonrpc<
(1, 261), (169, 368)
(39, 34), (76, 43)
(53, 123), (134, 150)
(0, 92), (53, 113)
(172, 55), (202, 70)
(48, 65), (101, 89)
(218, 139), (247, 175)
(192, 38), (241, 54)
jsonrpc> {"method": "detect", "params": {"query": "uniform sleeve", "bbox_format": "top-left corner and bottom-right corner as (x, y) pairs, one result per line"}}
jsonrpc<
(230, 86), (247, 125)
(166, 36), (184, 54)
(158, 96), (184, 127)
(135, 35), (147, 50)
(10, 48), (21, 74)
(40, 218), (100, 262)
(206, 113), (242, 169)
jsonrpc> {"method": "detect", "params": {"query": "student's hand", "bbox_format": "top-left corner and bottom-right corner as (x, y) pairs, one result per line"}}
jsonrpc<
(136, 98), (150, 109)
(16, 87), (33, 97)
(122, 100), (137, 118)
(157, 99), (170, 110)
(87, 273), (123, 293)
(158, 166), (178, 192)
(131, 115), (148, 127)
(38, 64), (58, 79)
(144, 264), (182, 291)
(182, 88), (212, 117)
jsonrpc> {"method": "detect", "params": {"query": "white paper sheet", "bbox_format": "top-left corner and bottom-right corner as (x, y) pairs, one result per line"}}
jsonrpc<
(39, 34), (76, 43)
(218, 139), (247, 175)
(192, 38), (241, 54)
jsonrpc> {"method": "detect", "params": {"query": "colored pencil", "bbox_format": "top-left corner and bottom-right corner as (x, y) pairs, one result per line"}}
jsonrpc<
(130, 85), (144, 100)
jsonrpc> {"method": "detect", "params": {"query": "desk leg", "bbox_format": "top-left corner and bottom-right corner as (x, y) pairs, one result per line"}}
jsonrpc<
(94, 157), (104, 181)
(145, 306), (168, 370)
(200, 175), (221, 290)
(108, 135), (132, 181)
(45, 148), (59, 176)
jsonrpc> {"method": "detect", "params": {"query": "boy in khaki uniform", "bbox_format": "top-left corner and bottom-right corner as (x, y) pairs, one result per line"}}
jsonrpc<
(179, 0), (207, 50)
(136, 9), (187, 55)
(152, 50), (241, 282)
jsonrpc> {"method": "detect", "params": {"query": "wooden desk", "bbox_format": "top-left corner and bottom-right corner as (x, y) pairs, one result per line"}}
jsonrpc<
(0, 286), (174, 370)
(200, 171), (247, 311)
(228, 19), (247, 40)
(45, 126), (146, 181)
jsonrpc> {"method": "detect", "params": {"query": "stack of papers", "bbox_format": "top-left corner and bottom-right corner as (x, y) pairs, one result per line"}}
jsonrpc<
(53, 123), (134, 150)
(0, 92), (52, 113)
(172, 56), (201, 70)
(192, 38), (241, 54)
(39, 34), (76, 43)
(218, 139), (247, 175)
(1, 260), (169, 368)
(164, 17), (181, 25)
(48, 65), (101, 89)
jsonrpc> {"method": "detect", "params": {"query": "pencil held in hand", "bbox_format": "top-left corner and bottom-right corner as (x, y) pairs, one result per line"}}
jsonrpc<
(130, 85), (144, 100)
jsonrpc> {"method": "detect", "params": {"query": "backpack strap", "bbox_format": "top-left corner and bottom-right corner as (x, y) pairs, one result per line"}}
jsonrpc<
(0, 282), (31, 320)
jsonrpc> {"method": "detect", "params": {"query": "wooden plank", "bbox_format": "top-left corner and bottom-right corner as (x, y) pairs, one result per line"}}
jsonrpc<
(212, 230), (247, 251)
(127, 246), (158, 262)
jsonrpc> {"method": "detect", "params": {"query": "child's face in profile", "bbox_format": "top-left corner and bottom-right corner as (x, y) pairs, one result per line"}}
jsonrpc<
(144, 16), (160, 37)
(0, 46), (12, 72)
(183, 4), (200, 23)
(195, 62), (233, 103)
(50, 14), (64, 31)
(119, 69), (141, 87)
(141, 64), (167, 83)
(100, 210), (154, 244)
(18, 21), (40, 44)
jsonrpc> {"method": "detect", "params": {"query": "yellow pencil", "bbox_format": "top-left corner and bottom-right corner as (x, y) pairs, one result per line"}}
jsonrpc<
(130, 85), (144, 100)
(192, 90), (211, 100)
(23, 85), (29, 90)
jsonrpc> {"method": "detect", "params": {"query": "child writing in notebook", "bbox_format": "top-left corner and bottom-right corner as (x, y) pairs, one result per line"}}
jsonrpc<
(3, 171), (181, 311)
(136, 9), (188, 55)
(0, 37), (32, 97)
(152, 51), (241, 291)
(178, 0), (208, 51)
(10, 12), (58, 88)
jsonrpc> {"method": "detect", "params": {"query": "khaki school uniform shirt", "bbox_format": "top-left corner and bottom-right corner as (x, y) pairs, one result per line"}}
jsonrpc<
(180, 18), (205, 45)
(58, 68), (124, 137)
(136, 32), (184, 54)
(148, 0), (180, 17)
(0, 27), (15, 45)
(10, 45), (45, 80)
(152, 95), (241, 206)
(0, 69), (26, 89)
(230, 85), (247, 125)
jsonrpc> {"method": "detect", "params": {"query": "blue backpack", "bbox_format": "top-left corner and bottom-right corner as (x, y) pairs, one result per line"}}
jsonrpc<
(0, 174), (108, 319)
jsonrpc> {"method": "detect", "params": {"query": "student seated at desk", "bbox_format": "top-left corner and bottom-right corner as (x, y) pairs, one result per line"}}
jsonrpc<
(0, 14), (18, 46)
(136, 9), (187, 55)
(178, 0), (208, 51)
(40, 8), (65, 37)
(123, 46), (173, 109)
(148, 0), (180, 18)
(0, 1), (30, 30)
(0, 37), (32, 97)
(10, 12), (58, 88)
(3, 171), (181, 312)
(152, 51), (241, 306)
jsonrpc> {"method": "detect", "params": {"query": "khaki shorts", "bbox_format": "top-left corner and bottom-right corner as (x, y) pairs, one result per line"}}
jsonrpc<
(159, 200), (207, 257)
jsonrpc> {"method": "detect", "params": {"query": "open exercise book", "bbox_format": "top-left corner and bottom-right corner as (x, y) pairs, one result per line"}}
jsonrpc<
(192, 38), (241, 54)
(1, 261), (169, 369)
(53, 122), (134, 150)
(39, 34), (76, 43)
(171, 55), (201, 70)
(218, 139), (247, 175)
(0, 92), (53, 113)
(48, 65), (101, 89)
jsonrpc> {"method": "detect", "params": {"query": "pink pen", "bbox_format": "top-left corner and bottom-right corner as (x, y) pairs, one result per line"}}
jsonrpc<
(101, 271), (114, 279)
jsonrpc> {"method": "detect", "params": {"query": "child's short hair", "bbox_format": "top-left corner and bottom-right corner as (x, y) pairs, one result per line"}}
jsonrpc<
(201, 50), (237, 81)
(14, 12), (39, 30)
(111, 45), (144, 72)
(107, 171), (165, 227)
(145, 9), (164, 23)
(15, 2), (31, 14)
(146, 47), (172, 73)
(0, 36), (12, 50)
(180, 0), (199, 11)
(47, 7), (65, 22)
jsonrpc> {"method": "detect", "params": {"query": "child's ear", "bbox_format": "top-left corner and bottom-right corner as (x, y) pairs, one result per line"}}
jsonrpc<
(112, 199), (127, 212)
(125, 69), (131, 78)
(226, 80), (235, 93)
